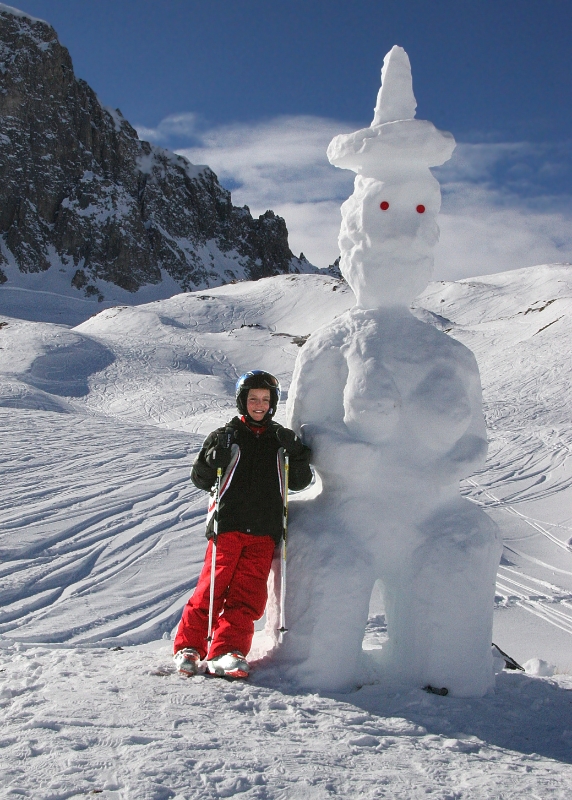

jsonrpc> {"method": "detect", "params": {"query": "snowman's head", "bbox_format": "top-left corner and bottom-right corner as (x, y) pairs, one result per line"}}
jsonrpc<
(328, 47), (455, 308)
(338, 167), (442, 307)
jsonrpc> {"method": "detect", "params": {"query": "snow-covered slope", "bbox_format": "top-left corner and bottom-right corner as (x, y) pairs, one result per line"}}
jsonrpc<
(1, 266), (570, 654)
(0, 274), (352, 649)
(1, 265), (571, 797)
(75, 274), (352, 434)
(2, 641), (571, 798)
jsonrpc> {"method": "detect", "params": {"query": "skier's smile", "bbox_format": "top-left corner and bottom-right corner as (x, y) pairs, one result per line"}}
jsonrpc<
(246, 388), (271, 422)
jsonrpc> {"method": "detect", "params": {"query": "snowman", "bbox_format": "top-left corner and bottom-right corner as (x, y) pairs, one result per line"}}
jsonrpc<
(267, 46), (502, 697)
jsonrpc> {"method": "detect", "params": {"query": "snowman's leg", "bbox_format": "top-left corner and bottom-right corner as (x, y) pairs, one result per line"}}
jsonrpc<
(268, 500), (326, 667)
(275, 499), (374, 691)
(382, 499), (502, 696)
(297, 536), (373, 692)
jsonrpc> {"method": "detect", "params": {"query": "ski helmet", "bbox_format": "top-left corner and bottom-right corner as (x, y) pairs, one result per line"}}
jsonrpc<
(235, 370), (281, 418)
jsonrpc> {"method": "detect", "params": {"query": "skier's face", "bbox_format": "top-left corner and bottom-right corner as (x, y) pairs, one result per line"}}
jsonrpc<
(246, 388), (271, 422)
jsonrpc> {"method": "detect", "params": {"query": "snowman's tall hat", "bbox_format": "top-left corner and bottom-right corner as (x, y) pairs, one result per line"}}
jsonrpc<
(372, 45), (417, 125)
(327, 46), (455, 179)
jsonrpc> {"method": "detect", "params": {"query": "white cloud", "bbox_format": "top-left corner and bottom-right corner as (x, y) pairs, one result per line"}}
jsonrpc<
(435, 143), (572, 279)
(269, 200), (343, 266)
(176, 115), (355, 206)
(137, 114), (572, 277)
(136, 112), (203, 144)
(435, 206), (572, 281)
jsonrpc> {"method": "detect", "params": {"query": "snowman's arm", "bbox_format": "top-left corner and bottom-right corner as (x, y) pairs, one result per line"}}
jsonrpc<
(436, 352), (489, 479)
(286, 331), (348, 434)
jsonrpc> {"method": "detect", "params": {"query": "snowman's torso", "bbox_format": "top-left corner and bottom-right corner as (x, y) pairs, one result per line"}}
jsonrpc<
(287, 305), (487, 500)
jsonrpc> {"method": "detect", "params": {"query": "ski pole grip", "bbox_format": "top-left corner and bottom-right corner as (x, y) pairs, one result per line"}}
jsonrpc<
(212, 467), (222, 542)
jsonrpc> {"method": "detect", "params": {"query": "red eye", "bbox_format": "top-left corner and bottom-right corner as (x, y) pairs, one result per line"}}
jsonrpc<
(416, 205), (426, 213)
(380, 201), (389, 210)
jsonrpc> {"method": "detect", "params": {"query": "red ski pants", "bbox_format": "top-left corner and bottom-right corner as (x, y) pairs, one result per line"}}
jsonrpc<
(173, 531), (276, 660)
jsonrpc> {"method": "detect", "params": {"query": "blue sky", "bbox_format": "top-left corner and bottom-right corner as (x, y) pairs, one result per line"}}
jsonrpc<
(11, 0), (572, 277)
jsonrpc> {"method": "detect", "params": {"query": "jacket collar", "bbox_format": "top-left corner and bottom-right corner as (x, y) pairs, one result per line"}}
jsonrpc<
(240, 415), (269, 436)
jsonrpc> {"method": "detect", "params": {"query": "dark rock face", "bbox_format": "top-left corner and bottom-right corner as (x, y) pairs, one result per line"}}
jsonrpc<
(0, 7), (311, 297)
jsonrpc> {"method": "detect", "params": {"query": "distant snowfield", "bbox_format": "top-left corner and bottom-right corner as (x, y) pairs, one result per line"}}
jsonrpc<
(1, 266), (572, 798)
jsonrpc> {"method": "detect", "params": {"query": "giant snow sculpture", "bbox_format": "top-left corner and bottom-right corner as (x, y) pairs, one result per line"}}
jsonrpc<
(268, 46), (502, 696)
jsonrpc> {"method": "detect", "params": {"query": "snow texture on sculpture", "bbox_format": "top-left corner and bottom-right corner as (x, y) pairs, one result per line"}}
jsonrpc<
(266, 46), (502, 696)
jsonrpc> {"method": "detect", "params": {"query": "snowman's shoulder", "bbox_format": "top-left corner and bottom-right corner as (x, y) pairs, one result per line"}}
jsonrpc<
(302, 313), (353, 351)
(417, 321), (480, 367)
(354, 308), (481, 374)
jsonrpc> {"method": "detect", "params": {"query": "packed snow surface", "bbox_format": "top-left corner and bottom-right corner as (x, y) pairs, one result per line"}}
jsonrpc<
(1, 263), (572, 797)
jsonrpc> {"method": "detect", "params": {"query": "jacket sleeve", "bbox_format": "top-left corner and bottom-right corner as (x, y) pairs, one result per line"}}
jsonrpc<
(190, 430), (219, 491)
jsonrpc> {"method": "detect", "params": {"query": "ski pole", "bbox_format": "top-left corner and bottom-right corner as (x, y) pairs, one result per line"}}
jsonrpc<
(278, 454), (289, 642)
(207, 467), (222, 645)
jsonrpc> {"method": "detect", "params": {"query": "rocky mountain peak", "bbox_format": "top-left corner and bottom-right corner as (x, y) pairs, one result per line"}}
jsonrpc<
(0, 5), (313, 300)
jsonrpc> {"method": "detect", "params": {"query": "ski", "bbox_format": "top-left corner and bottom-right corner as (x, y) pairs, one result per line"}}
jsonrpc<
(203, 670), (249, 681)
(492, 643), (524, 671)
(153, 666), (249, 681)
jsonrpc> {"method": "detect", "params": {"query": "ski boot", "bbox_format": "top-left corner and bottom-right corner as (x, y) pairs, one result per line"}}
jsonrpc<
(207, 651), (249, 679)
(173, 647), (201, 676)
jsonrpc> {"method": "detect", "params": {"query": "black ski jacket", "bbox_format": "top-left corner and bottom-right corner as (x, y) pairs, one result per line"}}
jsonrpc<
(191, 416), (312, 543)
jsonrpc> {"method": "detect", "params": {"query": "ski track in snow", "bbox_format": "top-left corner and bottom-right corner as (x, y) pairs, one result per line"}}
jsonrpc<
(463, 477), (572, 639)
(495, 566), (572, 637)
(0, 411), (209, 645)
(2, 268), (572, 797)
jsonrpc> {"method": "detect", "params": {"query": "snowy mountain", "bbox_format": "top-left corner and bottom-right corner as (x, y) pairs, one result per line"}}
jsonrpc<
(1, 263), (571, 796)
(0, 4), (312, 306)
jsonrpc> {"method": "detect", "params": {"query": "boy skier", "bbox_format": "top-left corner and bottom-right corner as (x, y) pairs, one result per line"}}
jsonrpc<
(173, 370), (312, 679)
